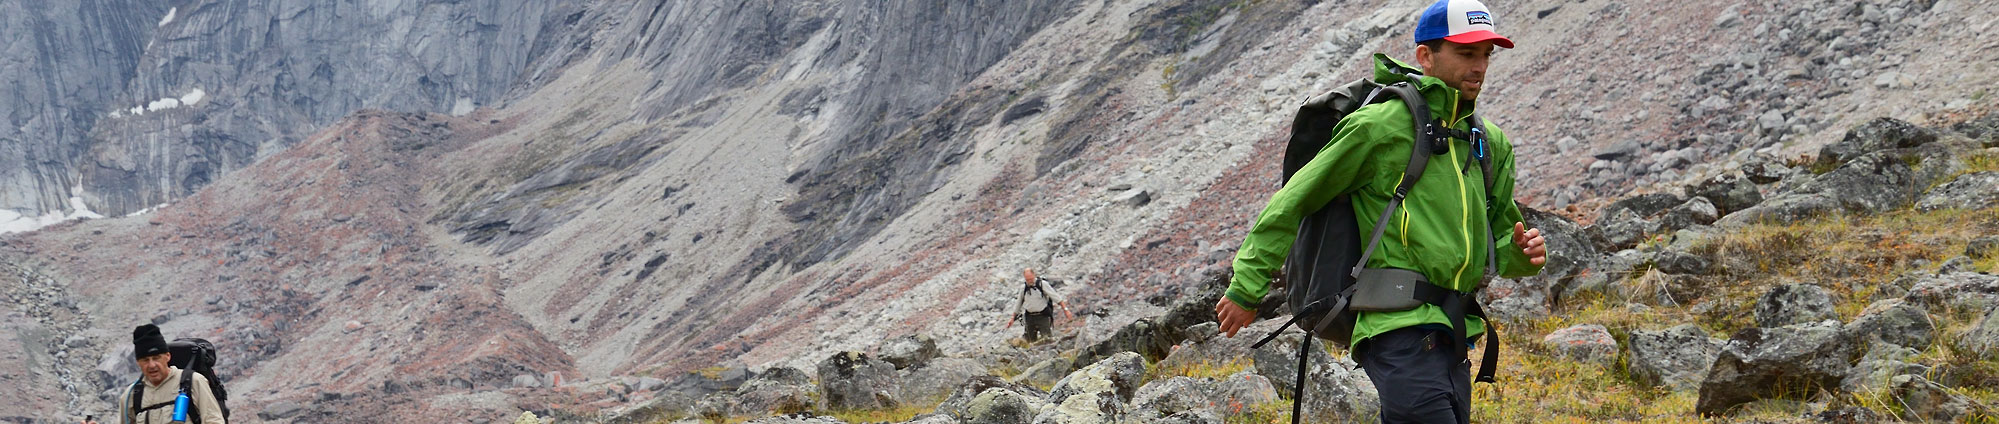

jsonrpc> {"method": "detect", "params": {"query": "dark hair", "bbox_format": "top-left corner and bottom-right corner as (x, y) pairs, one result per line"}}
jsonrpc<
(1419, 40), (1443, 52)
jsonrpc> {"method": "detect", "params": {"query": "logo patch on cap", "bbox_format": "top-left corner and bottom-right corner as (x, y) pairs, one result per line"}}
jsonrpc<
(1466, 10), (1492, 26)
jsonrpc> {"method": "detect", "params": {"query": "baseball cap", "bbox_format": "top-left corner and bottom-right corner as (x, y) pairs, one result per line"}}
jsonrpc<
(1413, 0), (1515, 49)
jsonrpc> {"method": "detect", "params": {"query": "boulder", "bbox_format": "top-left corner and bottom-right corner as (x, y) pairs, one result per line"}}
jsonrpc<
(936, 375), (1048, 420)
(1654, 250), (1713, 275)
(1487, 206), (1599, 321)
(1655, 197), (1720, 235)
(1073, 284), (1220, 368)
(899, 357), (990, 404)
(1722, 146), (1948, 226)
(1816, 117), (1938, 168)
(1626, 324), (1722, 392)
(1839, 299), (1933, 351)
(1716, 193), (1840, 228)
(1684, 173), (1762, 217)
(1961, 307), (1999, 360)
(1593, 138), (1643, 161)
(1599, 192), (1684, 221)
(1249, 334), (1377, 421)
(1808, 148), (1944, 213)
(513, 374), (542, 388)
(1887, 374), (1977, 423)
(1046, 352), (1146, 406)
(1902, 271), (1999, 312)
(962, 388), (1048, 424)
(696, 392), (740, 421)
(1952, 113), (1999, 147)
(1589, 208), (1653, 251)
(1695, 321), (1856, 416)
(879, 334), (944, 370)
(817, 351), (901, 410)
(1129, 377), (1218, 421)
(95, 346), (137, 390)
(736, 366), (816, 415)
(1917, 171), (1999, 211)
(1216, 371), (1280, 407)
(258, 401), (307, 421)
(1251, 334), (1332, 397)
(1752, 284), (1837, 328)
(1541, 324), (1617, 366)
(1740, 155), (1795, 184)
(1839, 343), (1926, 394)
(1007, 356), (1072, 389)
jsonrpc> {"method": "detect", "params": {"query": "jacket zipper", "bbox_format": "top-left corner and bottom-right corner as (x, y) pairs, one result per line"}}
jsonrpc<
(1444, 86), (1474, 291)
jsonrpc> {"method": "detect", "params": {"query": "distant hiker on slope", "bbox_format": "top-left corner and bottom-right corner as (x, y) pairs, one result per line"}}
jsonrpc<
(1007, 268), (1075, 343)
(121, 324), (225, 424)
(1213, 0), (1549, 422)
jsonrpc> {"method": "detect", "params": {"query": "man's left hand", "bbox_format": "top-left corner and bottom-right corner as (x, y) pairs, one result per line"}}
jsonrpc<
(1514, 222), (1547, 266)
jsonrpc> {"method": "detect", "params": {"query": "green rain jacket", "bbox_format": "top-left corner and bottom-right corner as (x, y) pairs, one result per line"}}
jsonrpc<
(1226, 53), (1544, 346)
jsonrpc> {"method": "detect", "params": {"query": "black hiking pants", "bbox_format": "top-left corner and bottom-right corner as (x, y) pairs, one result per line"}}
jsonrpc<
(1023, 310), (1053, 342)
(1355, 326), (1471, 424)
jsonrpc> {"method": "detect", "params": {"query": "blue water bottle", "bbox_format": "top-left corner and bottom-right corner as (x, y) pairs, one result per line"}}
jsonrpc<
(170, 391), (190, 423)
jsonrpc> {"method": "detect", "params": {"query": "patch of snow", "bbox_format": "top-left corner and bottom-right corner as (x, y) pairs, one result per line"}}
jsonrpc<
(0, 193), (106, 234)
(159, 7), (176, 27)
(180, 89), (205, 106)
(452, 97), (475, 116)
(124, 203), (169, 218)
(130, 106), (145, 116)
(146, 98), (181, 112)
(67, 196), (103, 220)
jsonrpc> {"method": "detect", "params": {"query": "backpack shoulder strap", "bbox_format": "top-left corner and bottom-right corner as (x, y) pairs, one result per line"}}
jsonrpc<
(127, 380), (143, 424)
(179, 368), (203, 423)
(1351, 82), (1436, 278)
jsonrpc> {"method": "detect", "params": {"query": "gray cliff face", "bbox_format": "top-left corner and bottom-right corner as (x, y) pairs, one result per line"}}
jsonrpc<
(0, 0), (163, 217)
(2, 0), (574, 217)
(441, 0), (1078, 260)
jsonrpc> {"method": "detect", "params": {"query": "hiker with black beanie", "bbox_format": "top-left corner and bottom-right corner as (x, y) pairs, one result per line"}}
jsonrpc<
(120, 324), (224, 423)
(1213, 0), (1548, 422)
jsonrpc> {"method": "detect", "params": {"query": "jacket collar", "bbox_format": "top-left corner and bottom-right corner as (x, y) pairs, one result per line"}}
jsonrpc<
(1371, 53), (1476, 125)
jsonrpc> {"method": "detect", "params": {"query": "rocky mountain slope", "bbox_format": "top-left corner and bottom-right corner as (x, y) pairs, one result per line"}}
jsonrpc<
(1, 0), (1996, 422)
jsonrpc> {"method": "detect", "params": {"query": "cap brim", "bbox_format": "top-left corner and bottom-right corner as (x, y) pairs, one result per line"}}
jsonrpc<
(1442, 30), (1514, 49)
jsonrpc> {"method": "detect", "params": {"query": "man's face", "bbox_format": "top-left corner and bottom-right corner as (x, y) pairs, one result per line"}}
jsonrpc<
(1417, 40), (1497, 101)
(137, 352), (171, 386)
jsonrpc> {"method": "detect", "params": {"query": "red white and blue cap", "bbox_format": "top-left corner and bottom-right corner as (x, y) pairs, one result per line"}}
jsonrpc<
(1413, 0), (1514, 49)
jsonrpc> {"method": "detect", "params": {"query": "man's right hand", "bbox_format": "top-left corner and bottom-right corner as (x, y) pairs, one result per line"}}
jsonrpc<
(1214, 297), (1256, 338)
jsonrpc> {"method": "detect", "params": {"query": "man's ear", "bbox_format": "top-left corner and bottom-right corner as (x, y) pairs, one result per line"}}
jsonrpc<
(1415, 43), (1435, 72)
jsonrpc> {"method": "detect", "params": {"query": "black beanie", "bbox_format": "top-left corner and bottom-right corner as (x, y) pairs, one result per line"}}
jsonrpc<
(133, 324), (169, 359)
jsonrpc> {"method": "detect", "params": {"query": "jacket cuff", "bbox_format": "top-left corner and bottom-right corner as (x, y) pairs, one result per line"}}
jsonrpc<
(1224, 287), (1261, 311)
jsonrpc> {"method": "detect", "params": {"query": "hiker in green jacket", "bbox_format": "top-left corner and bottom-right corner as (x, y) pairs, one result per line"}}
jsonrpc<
(1214, 0), (1546, 422)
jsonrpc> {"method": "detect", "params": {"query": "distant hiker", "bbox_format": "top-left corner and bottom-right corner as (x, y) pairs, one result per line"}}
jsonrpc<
(121, 324), (225, 424)
(1007, 268), (1074, 343)
(1214, 0), (1548, 423)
